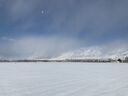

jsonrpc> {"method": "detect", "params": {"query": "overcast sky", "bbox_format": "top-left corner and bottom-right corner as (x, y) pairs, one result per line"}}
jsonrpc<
(0, 0), (128, 59)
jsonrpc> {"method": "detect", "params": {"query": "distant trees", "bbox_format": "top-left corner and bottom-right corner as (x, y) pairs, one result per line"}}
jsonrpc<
(0, 57), (127, 63)
(117, 59), (122, 63)
(115, 57), (128, 63)
(124, 56), (128, 62)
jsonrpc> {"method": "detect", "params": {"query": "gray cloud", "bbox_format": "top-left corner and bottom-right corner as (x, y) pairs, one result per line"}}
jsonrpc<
(41, 0), (128, 35)
(0, 36), (127, 59)
(5, 0), (38, 22)
(4, 0), (128, 34)
(0, 36), (83, 59)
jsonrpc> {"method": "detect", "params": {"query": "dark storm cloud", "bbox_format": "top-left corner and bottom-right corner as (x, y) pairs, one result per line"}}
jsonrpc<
(3, 0), (128, 36)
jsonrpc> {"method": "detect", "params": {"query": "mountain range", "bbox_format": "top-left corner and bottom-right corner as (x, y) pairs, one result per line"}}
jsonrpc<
(52, 46), (128, 60)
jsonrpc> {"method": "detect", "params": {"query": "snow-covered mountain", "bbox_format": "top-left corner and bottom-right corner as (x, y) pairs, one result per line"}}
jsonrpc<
(0, 44), (127, 61)
(52, 46), (128, 60)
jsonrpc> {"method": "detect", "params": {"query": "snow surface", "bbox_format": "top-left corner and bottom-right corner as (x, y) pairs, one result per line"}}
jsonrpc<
(0, 62), (128, 96)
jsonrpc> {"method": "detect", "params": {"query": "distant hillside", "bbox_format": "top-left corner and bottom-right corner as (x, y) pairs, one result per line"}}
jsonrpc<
(52, 46), (128, 61)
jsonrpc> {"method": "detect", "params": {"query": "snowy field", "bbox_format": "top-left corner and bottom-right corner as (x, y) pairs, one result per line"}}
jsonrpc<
(0, 62), (128, 96)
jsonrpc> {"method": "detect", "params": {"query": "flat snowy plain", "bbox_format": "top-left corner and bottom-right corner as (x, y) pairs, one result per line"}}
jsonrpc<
(0, 62), (128, 96)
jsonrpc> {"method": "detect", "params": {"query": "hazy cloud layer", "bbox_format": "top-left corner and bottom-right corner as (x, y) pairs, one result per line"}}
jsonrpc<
(0, 36), (127, 59)
(0, 36), (83, 59)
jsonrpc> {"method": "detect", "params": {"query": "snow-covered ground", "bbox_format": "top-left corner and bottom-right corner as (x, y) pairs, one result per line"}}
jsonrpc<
(0, 62), (128, 96)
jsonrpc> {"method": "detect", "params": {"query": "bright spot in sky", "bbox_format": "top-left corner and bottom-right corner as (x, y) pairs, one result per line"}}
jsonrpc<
(41, 10), (49, 15)
(41, 10), (44, 14)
